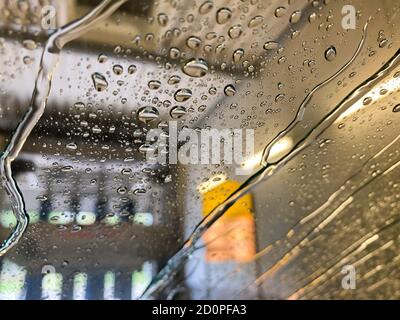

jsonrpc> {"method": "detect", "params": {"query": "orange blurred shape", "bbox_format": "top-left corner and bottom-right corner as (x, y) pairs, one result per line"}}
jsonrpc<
(202, 180), (256, 263)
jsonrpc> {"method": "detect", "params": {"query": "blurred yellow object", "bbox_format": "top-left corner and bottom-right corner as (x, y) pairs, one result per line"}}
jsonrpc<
(202, 180), (256, 263)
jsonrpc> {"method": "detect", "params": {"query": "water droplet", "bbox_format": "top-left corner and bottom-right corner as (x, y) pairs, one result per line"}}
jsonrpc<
(170, 106), (187, 119)
(232, 48), (245, 63)
(275, 6), (287, 18)
(263, 41), (279, 50)
(363, 97), (372, 105)
(137, 106), (159, 123)
(182, 58), (208, 77)
(216, 8), (232, 24)
(224, 84), (236, 96)
(23, 56), (33, 65)
(128, 65), (137, 74)
(168, 75), (181, 84)
(157, 13), (168, 26)
(174, 88), (192, 102)
(186, 36), (202, 49)
(91, 72), (108, 91)
(98, 53), (108, 63)
(74, 102), (85, 110)
(199, 1), (213, 14)
(117, 186), (127, 194)
(275, 93), (285, 102)
(169, 47), (181, 59)
(308, 12), (317, 23)
(113, 64), (123, 75)
(379, 39), (388, 48)
(228, 24), (243, 39)
(324, 46), (337, 62)
(290, 10), (302, 23)
(22, 39), (37, 50)
(133, 188), (146, 195)
(393, 104), (400, 112)
(248, 15), (263, 28)
(121, 168), (132, 175)
(148, 80), (161, 90)
(66, 142), (77, 150)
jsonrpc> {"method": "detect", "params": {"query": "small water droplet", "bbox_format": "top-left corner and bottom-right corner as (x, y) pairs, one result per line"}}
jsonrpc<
(263, 41), (279, 50)
(324, 46), (337, 62)
(157, 13), (168, 26)
(98, 53), (108, 63)
(148, 80), (161, 90)
(224, 84), (236, 96)
(363, 97), (372, 105)
(169, 47), (181, 59)
(66, 142), (77, 150)
(182, 58), (208, 77)
(168, 75), (181, 84)
(133, 188), (147, 195)
(22, 39), (37, 50)
(113, 64), (123, 75)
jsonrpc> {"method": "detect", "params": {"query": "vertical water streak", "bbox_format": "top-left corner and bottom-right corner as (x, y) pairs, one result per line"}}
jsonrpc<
(0, 0), (127, 256)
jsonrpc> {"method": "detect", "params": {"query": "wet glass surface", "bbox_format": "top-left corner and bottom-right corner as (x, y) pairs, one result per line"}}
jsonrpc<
(0, 0), (399, 299)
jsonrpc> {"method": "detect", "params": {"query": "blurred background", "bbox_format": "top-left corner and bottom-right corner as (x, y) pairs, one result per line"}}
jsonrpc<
(0, 0), (399, 299)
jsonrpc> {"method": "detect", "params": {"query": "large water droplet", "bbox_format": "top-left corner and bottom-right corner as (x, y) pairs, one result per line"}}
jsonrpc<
(170, 106), (187, 119)
(113, 65), (123, 75)
(186, 36), (202, 49)
(325, 46), (337, 61)
(174, 88), (192, 102)
(216, 8), (232, 24)
(91, 72), (108, 92)
(289, 10), (302, 23)
(148, 80), (161, 90)
(275, 6), (287, 18)
(228, 24), (243, 39)
(128, 65), (137, 74)
(248, 15), (263, 28)
(199, 1), (213, 14)
(182, 58), (208, 77)
(393, 104), (400, 112)
(137, 106), (159, 123)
